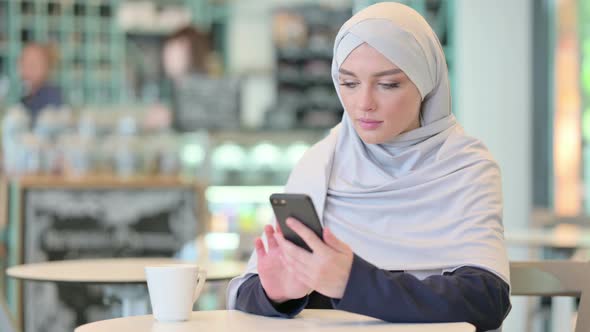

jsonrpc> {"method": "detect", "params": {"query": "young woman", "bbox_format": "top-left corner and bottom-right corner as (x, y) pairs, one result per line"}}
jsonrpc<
(227, 3), (511, 331)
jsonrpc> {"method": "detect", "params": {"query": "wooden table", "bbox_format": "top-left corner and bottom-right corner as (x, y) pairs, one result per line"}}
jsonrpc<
(505, 225), (590, 249)
(75, 309), (475, 332)
(6, 258), (246, 319)
(6, 257), (245, 283)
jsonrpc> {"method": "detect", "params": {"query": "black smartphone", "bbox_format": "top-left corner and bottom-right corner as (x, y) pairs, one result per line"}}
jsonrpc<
(270, 193), (323, 252)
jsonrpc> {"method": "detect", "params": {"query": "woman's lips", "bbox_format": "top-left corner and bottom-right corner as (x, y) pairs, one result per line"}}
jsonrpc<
(357, 119), (383, 130)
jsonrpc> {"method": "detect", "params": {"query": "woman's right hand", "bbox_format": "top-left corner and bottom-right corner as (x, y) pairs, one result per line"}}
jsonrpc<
(255, 224), (311, 303)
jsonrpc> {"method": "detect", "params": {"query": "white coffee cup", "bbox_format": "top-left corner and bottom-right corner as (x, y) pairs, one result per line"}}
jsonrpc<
(145, 264), (207, 322)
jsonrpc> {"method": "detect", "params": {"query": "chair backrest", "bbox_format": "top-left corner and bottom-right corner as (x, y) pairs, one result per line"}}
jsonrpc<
(510, 261), (590, 332)
(0, 298), (17, 332)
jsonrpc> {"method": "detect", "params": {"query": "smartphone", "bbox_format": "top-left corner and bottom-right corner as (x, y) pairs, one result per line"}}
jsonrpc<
(269, 193), (323, 252)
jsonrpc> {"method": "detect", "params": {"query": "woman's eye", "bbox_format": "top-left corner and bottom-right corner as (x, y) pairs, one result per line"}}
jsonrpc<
(379, 83), (400, 89)
(339, 82), (359, 88)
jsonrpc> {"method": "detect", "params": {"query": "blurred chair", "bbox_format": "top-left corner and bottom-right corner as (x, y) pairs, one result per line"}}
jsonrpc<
(0, 297), (17, 332)
(510, 261), (590, 332)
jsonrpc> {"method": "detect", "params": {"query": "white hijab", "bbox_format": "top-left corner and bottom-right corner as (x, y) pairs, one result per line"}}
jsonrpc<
(227, 2), (509, 309)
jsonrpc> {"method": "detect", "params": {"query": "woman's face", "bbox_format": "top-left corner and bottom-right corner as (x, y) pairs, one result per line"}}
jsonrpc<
(338, 43), (422, 144)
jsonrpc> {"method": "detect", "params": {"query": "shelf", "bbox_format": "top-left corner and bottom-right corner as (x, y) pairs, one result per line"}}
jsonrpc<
(277, 74), (333, 86)
(276, 48), (333, 61)
(297, 99), (342, 111)
(0, 0), (129, 105)
(207, 129), (328, 147)
(20, 16), (47, 31)
(271, 5), (346, 129)
(206, 186), (284, 204)
(9, 174), (201, 190)
(123, 28), (178, 36)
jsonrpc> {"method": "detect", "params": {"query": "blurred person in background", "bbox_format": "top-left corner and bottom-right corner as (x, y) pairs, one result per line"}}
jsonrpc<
(162, 25), (218, 80)
(19, 42), (64, 127)
(159, 25), (225, 131)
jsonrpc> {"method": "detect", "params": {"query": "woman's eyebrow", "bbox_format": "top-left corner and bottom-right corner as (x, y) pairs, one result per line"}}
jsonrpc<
(339, 68), (356, 76)
(373, 68), (403, 77)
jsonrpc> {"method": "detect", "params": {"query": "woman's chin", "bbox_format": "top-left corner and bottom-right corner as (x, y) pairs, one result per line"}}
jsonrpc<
(358, 133), (384, 145)
(356, 128), (400, 145)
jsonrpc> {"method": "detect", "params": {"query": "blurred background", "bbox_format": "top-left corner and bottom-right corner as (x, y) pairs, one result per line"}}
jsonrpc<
(0, 0), (587, 331)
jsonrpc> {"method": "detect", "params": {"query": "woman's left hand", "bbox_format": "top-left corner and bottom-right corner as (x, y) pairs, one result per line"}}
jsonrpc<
(274, 217), (354, 299)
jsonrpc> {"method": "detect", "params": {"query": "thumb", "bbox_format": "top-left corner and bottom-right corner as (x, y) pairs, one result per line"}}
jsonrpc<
(323, 227), (348, 252)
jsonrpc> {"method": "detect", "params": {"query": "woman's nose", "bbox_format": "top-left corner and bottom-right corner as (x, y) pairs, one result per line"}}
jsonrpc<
(358, 86), (376, 112)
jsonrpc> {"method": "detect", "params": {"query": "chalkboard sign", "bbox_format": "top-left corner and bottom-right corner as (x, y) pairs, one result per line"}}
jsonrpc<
(22, 187), (201, 332)
(174, 74), (241, 131)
